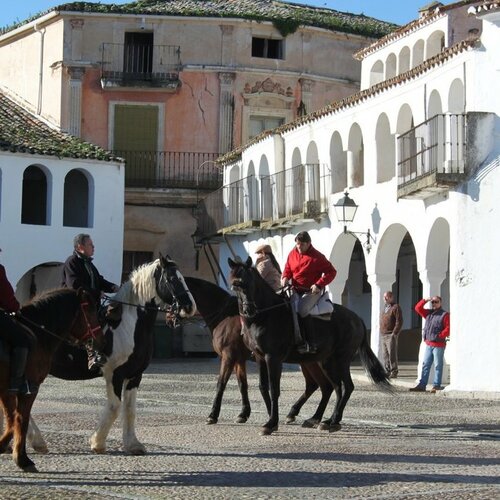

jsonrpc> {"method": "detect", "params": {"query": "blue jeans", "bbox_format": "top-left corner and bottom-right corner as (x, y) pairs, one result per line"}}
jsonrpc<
(419, 344), (445, 387)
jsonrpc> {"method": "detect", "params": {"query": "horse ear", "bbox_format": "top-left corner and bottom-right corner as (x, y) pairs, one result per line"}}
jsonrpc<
(228, 257), (235, 268)
(245, 256), (253, 267)
(158, 253), (168, 268)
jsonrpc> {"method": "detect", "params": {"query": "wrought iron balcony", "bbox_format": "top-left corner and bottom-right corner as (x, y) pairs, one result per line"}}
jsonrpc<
(195, 163), (329, 239)
(101, 43), (181, 90)
(397, 113), (467, 199)
(115, 151), (221, 190)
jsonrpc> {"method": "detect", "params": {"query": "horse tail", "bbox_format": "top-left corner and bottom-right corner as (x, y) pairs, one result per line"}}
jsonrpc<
(358, 322), (394, 393)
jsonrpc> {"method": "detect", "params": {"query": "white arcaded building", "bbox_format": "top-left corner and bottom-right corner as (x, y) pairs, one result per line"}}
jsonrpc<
(0, 91), (124, 301)
(197, 1), (500, 394)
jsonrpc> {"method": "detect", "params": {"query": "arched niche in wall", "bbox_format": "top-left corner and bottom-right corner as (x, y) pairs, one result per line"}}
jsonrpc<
(305, 141), (320, 204)
(246, 161), (259, 220)
(412, 39), (424, 68)
(63, 169), (91, 228)
(396, 103), (416, 181)
(448, 78), (465, 113)
(347, 123), (364, 188)
(398, 46), (411, 74)
(426, 30), (445, 60)
(329, 131), (347, 195)
(289, 147), (304, 216)
(22, 164), (50, 225)
(376, 112), (395, 183)
(259, 154), (273, 220)
(369, 60), (384, 87)
(385, 53), (397, 79)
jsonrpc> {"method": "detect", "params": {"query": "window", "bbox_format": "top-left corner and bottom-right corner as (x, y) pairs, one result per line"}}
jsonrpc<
(249, 116), (284, 140)
(22, 165), (47, 225)
(63, 170), (89, 228)
(123, 32), (153, 78)
(252, 37), (283, 59)
(121, 250), (153, 283)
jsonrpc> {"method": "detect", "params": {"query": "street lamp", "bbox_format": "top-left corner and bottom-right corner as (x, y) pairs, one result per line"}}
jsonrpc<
(333, 191), (375, 253)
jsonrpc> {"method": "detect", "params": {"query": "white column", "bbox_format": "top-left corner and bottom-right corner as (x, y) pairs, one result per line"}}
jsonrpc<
(368, 273), (394, 358)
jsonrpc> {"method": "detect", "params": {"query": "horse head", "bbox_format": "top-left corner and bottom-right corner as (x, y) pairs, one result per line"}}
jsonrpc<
(154, 253), (197, 319)
(71, 288), (104, 345)
(228, 256), (258, 318)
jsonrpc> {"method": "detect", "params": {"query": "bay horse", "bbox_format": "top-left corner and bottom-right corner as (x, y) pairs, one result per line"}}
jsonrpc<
(27, 255), (197, 456)
(184, 277), (335, 427)
(228, 257), (391, 436)
(0, 288), (102, 472)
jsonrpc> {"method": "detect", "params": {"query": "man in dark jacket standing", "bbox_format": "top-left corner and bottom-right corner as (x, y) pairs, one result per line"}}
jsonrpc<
(379, 291), (403, 379)
(61, 234), (119, 369)
(410, 296), (450, 393)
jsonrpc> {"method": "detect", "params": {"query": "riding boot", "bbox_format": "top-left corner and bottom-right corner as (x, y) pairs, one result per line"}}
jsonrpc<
(8, 347), (33, 395)
(292, 310), (308, 353)
(86, 342), (107, 371)
(297, 316), (317, 354)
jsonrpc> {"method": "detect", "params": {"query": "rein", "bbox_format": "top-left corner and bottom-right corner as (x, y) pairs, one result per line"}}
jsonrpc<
(102, 295), (177, 314)
(14, 299), (99, 347)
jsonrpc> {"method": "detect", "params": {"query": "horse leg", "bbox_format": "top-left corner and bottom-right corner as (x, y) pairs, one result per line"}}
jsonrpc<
(122, 385), (146, 455)
(302, 364), (334, 429)
(207, 355), (234, 424)
(258, 361), (271, 417)
(261, 355), (282, 436)
(0, 395), (15, 454)
(28, 416), (48, 454)
(90, 378), (122, 454)
(320, 362), (354, 432)
(286, 364), (319, 424)
(13, 394), (38, 472)
(234, 361), (251, 423)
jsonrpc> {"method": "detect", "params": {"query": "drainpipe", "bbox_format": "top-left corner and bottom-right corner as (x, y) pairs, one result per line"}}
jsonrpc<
(33, 23), (46, 115)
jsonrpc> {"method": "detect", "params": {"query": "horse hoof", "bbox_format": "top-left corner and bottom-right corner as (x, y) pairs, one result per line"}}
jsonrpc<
(260, 426), (278, 436)
(22, 464), (38, 473)
(206, 417), (217, 425)
(285, 416), (296, 424)
(329, 423), (342, 433)
(302, 419), (319, 429)
(32, 443), (49, 454)
(129, 447), (146, 456)
(318, 421), (330, 431)
(235, 416), (248, 424)
(91, 446), (106, 454)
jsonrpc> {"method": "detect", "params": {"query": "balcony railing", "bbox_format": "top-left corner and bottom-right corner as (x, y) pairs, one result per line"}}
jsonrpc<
(101, 43), (181, 88)
(397, 113), (467, 198)
(196, 163), (328, 237)
(115, 151), (221, 189)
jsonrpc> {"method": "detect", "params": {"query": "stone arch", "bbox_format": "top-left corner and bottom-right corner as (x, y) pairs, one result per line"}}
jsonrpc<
(347, 123), (364, 188)
(370, 60), (384, 86)
(246, 161), (259, 220)
(305, 141), (320, 202)
(330, 131), (347, 194)
(376, 113), (395, 183)
(259, 155), (272, 220)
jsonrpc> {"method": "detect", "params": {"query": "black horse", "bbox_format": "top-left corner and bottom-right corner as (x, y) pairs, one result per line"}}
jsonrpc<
(228, 257), (391, 435)
(0, 288), (102, 472)
(26, 255), (197, 455)
(184, 277), (338, 427)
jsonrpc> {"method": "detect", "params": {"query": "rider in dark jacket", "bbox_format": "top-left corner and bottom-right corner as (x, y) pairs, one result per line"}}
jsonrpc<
(0, 253), (35, 394)
(61, 234), (119, 370)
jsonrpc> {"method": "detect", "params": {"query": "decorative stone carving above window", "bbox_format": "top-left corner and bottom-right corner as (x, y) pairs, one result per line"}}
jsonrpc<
(243, 78), (293, 97)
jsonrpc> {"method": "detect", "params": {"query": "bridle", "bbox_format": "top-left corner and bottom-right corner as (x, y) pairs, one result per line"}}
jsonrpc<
(76, 299), (103, 344)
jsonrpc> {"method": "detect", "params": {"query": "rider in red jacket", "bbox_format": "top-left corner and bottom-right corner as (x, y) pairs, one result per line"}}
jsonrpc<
(0, 255), (35, 394)
(281, 231), (337, 353)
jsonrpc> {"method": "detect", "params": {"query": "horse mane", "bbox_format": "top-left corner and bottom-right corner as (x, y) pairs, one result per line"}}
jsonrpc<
(116, 260), (160, 304)
(185, 277), (239, 317)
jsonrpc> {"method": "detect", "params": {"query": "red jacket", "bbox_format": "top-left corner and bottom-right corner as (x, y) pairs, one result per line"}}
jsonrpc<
(282, 245), (336, 291)
(0, 264), (20, 313)
(414, 299), (450, 348)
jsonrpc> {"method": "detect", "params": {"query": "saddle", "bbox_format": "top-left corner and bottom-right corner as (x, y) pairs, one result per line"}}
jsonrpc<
(308, 293), (334, 320)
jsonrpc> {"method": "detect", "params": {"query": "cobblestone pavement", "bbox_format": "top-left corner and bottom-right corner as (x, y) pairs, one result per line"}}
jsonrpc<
(1, 358), (499, 499)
